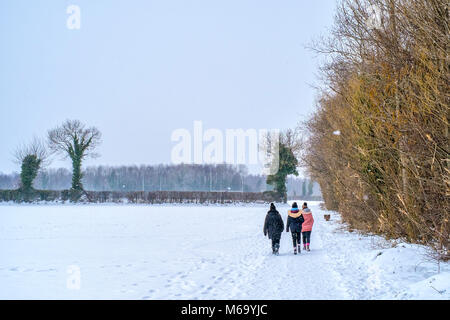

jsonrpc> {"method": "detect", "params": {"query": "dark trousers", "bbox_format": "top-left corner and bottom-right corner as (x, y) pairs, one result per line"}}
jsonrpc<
(291, 231), (301, 247)
(271, 236), (281, 251)
(302, 231), (312, 245)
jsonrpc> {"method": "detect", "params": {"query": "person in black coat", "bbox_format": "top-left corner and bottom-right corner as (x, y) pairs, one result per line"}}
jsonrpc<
(286, 202), (305, 254)
(263, 203), (284, 255)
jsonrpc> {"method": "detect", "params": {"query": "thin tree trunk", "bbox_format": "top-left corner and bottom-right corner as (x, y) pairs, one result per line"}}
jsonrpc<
(389, 0), (408, 195)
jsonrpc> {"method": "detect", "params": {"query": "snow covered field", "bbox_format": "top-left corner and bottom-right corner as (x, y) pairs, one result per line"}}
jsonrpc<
(0, 202), (448, 300)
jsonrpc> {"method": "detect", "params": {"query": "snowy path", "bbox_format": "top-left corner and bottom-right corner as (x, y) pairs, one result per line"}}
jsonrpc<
(0, 202), (448, 299)
(206, 208), (351, 300)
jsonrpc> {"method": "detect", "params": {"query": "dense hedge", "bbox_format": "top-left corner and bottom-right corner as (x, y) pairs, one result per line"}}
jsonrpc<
(304, 0), (449, 258)
(0, 189), (67, 202)
(0, 189), (280, 204)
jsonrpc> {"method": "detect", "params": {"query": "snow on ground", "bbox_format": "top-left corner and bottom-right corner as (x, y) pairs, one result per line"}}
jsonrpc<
(0, 202), (448, 299)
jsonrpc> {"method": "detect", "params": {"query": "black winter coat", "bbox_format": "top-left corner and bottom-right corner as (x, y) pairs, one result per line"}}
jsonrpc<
(263, 209), (284, 240)
(286, 213), (305, 233)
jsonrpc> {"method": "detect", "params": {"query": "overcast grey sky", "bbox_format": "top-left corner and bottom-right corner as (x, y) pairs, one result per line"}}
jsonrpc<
(0, 0), (336, 174)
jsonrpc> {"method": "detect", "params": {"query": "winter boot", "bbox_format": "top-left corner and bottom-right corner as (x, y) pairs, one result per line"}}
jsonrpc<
(306, 244), (310, 252)
(297, 244), (301, 254)
(303, 244), (307, 250)
(274, 243), (280, 255)
(293, 247), (297, 255)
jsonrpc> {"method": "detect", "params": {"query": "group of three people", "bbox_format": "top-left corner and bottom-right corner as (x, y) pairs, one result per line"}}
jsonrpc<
(263, 202), (314, 255)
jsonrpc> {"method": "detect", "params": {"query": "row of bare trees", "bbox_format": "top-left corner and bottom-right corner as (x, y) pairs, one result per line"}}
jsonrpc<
(302, 0), (449, 258)
(1, 164), (318, 195)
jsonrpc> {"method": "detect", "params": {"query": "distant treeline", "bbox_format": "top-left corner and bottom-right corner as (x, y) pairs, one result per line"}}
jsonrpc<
(0, 163), (321, 197)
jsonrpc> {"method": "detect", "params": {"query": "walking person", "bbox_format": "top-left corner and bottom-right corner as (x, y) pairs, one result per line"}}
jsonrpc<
(301, 202), (314, 251)
(263, 203), (284, 255)
(286, 202), (304, 255)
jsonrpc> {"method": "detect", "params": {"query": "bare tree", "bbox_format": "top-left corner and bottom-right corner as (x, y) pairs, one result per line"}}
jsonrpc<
(48, 120), (101, 192)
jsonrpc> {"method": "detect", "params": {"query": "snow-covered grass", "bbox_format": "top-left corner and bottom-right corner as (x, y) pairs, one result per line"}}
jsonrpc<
(0, 202), (448, 299)
(317, 209), (449, 299)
